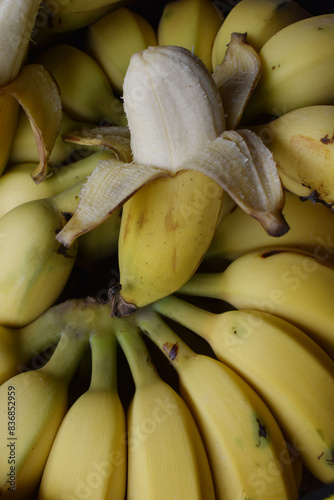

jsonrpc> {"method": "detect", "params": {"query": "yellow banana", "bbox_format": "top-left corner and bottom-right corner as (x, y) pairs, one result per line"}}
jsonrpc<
(154, 295), (334, 483)
(38, 310), (127, 500)
(136, 307), (298, 500)
(0, 149), (120, 219)
(52, 0), (129, 14)
(0, 0), (43, 175)
(56, 46), (287, 316)
(250, 105), (334, 206)
(85, 7), (158, 95)
(0, 327), (89, 499)
(180, 246), (334, 358)
(243, 14), (334, 121)
(115, 316), (216, 499)
(212, 0), (309, 69)
(158, 0), (224, 73)
(206, 189), (334, 263)
(32, 3), (121, 45)
(0, 180), (89, 328)
(34, 43), (127, 125)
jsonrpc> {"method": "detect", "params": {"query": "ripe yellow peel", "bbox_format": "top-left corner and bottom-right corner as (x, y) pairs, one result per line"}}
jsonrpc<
(0, 64), (62, 183)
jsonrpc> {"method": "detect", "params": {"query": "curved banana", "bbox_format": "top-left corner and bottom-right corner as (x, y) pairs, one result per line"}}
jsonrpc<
(115, 316), (216, 499)
(0, 180), (87, 328)
(85, 7), (157, 95)
(32, 4), (118, 45)
(212, 0), (309, 69)
(39, 314), (127, 500)
(34, 43), (127, 125)
(53, 0), (127, 14)
(243, 14), (334, 121)
(0, 149), (120, 219)
(154, 295), (334, 483)
(180, 246), (334, 358)
(136, 308), (298, 500)
(250, 105), (334, 206)
(158, 0), (224, 73)
(0, 328), (89, 499)
(206, 189), (334, 263)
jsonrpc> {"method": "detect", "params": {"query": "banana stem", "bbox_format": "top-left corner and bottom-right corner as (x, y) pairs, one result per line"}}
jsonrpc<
(41, 328), (89, 385)
(178, 272), (225, 300)
(153, 295), (216, 342)
(89, 329), (118, 393)
(135, 307), (195, 367)
(0, 0), (41, 86)
(115, 318), (159, 388)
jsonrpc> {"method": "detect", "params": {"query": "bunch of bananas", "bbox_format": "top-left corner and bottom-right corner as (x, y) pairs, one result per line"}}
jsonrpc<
(0, 0), (334, 499)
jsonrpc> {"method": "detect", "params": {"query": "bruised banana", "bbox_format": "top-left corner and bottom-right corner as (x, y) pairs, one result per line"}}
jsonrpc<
(250, 105), (334, 207)
(206, 189), (334, 263)
(0, 328), (89, 499)
(180, 247), (334, 359)
(34, 43), (127, 125)
(157, 0), (224, 73)
(39, 311), (127, 500)
(243, 14), (334, 120)
(115, 317), (215, 499)
(85, 7), (157, 95)
(212, 0), (309, 69)
(136, 308), (298, 500)
(154, 295), (334, 483)
(56, 45), (288, 316)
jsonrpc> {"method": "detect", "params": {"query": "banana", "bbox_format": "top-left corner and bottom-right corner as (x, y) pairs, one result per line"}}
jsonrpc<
(32, 3), (121, 46)
(153, 295), (334, 483)
(206, 189), (334, 263)
(243, 14), (334, 121)
(34, 43), (127, 125)
(157, 0), (224, 73)
(38, 310), (127, 500)
(0, 0), (43, 175)
(85, 7), (158, 95)
(135, 307), (298, 500)
(212, 0), (309, 70)
(180, 246), (334, 359)
(56, 46), (288, 316)
(52, 0), (128, 14)
(0, 180), (88, 328)
(250, 105), (334, 206)
(0, 149), (121, 219)
(0, 327), (89, 499)
(0, 298), (99, 386)
(115, 316), (216, 499)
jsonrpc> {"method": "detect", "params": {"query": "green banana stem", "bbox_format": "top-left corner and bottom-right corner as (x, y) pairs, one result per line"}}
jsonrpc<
(178, 272), (225, 300)
(42, 327), (89, 385)
(153, 295), (216, 341)
(89, 326), (118, 393)
(134, 307), (195, 367)
(115, 317), (159, 387)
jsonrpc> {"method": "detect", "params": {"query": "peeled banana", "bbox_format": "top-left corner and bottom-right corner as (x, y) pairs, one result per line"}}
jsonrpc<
(180, 246), (334, 358)
(136, 307), (298, 500)
(154, 295), (334, 483)
(212, 0), (309, 69)
(243, 14), (334, 120)
(39, 312), (127, 500)
(0, 328), (89, 498)
(250, 105), (334, 206)
(56, 45), (288, 317)
(34, 43), (127, 125)
(115, 317), (215, 499)
(158, 0), (224, 73)
(85, 7), (158, 95)
(206, 189), (334, 263)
